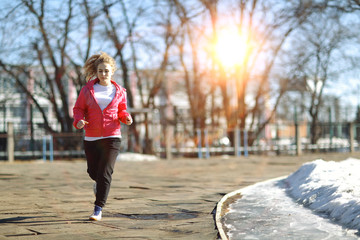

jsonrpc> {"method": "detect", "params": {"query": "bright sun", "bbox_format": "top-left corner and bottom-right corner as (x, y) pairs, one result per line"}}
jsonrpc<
(213, 28), (248, 68)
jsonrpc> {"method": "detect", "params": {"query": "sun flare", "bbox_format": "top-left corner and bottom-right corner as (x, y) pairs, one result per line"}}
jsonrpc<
(213, 28), (248, 68)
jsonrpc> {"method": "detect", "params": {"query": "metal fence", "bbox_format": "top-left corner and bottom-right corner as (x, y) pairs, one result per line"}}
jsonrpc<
(1, 121), (360, 161)
(0, 123), (84, 160)
(158, 123), (360, 159)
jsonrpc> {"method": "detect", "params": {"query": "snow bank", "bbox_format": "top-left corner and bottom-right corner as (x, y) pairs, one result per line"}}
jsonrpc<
(285, 158), (360, 229)
(117, 152), (159, 162)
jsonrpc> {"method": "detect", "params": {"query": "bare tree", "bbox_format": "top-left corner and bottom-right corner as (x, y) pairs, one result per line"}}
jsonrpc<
(0, 0), (96, 133)
(200, 0), (219, 128)
(2, 0), (359, 155)
(99, 0), (181, 153)
(216, 0), (312, 144)
(173, 0), (213, 137)
(174, 0), (313, 145)
(285, 11), (357, 144)
(67, 0), (101, 93)
(0, 63), (54, 132)
(315, 0), (360, 12)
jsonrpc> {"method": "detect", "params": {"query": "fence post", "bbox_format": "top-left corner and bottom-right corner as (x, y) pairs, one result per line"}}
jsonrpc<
(204, 129), (210, 159)
(329, 107), (333, 149)
(197, 129), (202, 159)
(43, 136), (47, 162)
(349, 122), (354, 153)
(244, 130), (248, 157)
(165, 126), (172, 160)
(294, 106), (302, 156)
(234, 127), (241, 157)
(42, 135), (54, 162)
(7, 122), (14, 162)
(296, 123), (302, 156)
(49, 135), (54, 162)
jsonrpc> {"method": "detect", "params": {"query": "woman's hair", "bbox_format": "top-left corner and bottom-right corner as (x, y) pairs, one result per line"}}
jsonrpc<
(83, 52), (117, 81)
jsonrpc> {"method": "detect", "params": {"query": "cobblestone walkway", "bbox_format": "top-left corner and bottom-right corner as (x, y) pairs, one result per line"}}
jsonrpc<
(1, 152), (358, 240)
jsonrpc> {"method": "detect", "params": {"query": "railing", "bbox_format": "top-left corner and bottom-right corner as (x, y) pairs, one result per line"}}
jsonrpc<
(0, 123), (84, 161)
(0, 122), (359, 161)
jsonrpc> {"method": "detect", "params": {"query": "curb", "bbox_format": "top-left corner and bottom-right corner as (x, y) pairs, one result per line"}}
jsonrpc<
(215, 176), (287, 240)
(215, 190), (240, 240)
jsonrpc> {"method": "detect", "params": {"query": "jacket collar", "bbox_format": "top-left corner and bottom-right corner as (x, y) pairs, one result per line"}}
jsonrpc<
(87, 78), (122, 91)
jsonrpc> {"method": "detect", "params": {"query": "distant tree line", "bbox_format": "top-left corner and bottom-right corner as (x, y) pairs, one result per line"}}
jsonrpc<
(0, 0), (359, 152)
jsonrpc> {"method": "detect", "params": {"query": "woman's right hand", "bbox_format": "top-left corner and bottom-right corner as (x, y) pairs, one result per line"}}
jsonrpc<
(76, 120), (89, 129)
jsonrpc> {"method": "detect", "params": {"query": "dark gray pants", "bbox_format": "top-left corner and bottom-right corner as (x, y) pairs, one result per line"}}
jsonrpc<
(84, 138), (121, 208)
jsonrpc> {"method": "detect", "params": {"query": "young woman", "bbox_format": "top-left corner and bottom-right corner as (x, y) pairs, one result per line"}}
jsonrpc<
(73, 52), (132, 221)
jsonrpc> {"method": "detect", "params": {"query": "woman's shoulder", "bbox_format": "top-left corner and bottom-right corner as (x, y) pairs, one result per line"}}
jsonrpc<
(81, 79), (97, 90)
(112, 81), (126, 92)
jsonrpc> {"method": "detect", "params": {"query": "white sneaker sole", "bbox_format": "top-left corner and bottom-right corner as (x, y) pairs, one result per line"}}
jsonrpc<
(89, 214), (102, 221)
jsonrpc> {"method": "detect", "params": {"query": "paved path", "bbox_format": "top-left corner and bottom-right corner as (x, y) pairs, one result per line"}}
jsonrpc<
(1, 152), (359, 240)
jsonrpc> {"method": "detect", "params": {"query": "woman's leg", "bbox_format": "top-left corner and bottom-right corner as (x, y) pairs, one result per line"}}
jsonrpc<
(94, 138), (121, 208)
(84, 140), (101, 181)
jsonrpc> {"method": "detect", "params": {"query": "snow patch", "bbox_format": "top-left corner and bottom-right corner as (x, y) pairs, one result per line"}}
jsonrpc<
(285, 158), (360, 229)
(221, 158), (360, 239)
(117, 152), (159, 162)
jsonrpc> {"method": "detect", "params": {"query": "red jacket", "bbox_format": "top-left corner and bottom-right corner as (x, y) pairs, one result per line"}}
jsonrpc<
(73, 79), (130, 137)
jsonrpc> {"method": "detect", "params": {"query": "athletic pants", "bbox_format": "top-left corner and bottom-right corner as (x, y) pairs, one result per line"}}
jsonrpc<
(84, 138), (121, 208)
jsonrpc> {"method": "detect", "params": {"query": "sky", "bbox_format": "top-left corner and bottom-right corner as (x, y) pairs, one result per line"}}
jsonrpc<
(1, 0), (360, 116)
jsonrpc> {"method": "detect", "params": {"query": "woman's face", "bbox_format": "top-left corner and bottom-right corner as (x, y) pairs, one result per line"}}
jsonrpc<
(96, 63), (113, 86)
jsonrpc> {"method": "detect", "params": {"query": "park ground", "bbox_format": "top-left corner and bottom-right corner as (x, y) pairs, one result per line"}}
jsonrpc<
(1, 152), (360, 240)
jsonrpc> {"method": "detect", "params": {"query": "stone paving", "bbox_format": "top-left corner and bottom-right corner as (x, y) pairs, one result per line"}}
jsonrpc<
(1, 152), (360, 240)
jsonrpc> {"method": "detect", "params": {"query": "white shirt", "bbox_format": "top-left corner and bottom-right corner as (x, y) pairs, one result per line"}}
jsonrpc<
(93, 83), (116, 111)
(84, 83), (121, 141)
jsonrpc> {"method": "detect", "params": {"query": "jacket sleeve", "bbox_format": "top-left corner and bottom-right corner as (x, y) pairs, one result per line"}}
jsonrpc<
(118, 88), (130, 123)
(73, 87), (87, 129)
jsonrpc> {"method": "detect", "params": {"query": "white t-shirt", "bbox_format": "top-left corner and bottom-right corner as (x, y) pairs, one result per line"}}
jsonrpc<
(84, 83), (121, 141)
(93, 83), (116, 111)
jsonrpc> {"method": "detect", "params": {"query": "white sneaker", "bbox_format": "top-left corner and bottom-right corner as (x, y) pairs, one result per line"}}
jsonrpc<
(89, 205), (102, 221)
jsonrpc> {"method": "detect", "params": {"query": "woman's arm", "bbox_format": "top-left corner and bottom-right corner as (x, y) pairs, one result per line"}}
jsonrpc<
(118, 89), (131, 125)
(73, 88), (88, 129)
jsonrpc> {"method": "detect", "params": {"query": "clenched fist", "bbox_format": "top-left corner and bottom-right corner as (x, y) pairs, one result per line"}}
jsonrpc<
(76, 120), (89, 129)
(125, 115), (133, 125)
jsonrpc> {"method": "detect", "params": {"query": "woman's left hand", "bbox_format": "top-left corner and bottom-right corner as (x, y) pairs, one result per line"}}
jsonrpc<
(125, 115), (133, 125)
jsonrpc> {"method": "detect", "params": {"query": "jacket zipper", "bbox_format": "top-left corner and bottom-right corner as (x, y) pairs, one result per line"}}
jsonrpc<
(89, 86), (105, 137)
(89, 82), (119, 137)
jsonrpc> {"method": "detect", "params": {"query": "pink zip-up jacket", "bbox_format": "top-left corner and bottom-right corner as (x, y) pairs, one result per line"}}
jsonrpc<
(73, 78), (130, 137)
